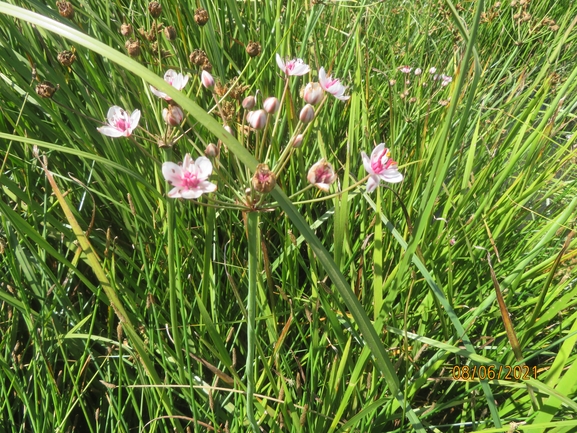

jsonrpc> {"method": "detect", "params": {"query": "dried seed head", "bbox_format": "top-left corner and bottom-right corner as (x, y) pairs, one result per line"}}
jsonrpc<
(189, 49), (209, 66)
(125, 39), (141, 57)
(57, 50), (76, 67)
(56, 1), (74, 19)
(121, 23), (133, 37)
(194, 8), (209, 26)
(148, 1), (162, 18)
(201, 60), (213, 72)
(35, 81), (57, 98)
(221, 100), (236, 120)
(246, 41), (261, 57)
(252, 164), (276, 194)
(164, 25), (177, 40)
(228, 81), (249, 100)
(214, 82), (228, 97)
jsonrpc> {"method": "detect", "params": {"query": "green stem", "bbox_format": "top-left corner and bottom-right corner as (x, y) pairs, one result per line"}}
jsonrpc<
(246, 211), (260, 432)
(165, 147), (185, 383)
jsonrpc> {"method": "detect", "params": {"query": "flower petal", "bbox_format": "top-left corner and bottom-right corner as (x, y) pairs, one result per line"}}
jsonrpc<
(162, 162), (183, 185)
(97, 126), (124, 137)
(379, 169), (404, 184)
(276, 53), (285, 73)
(366, 175), (380, 193)
(150, 85), (168, 99)
(361, 151), (373, 175)
(194, 157), (213, 179)
(130, 109), (141, 130)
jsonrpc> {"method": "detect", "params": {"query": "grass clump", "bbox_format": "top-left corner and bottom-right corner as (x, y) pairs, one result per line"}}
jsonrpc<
(1, 0), (577, 431)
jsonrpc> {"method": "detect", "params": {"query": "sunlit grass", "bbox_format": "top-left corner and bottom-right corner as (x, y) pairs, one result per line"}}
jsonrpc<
(1, 0), (577, 431)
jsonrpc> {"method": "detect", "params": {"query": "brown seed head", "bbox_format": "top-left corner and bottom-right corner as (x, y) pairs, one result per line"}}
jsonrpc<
(148, 1), (162, 18)
(57, 50), (76, 67)
(246, 41), (261, 58)
(56, 1), (74, 19)
(164, 25), (177, 41)
(125, 39), (141, 57)
(194, 8), (209, 26)
(189, 49), (209, 66)
(252, 164), (276, 194)
(121, 23), (133, 37)
(36, 81), (57, 99)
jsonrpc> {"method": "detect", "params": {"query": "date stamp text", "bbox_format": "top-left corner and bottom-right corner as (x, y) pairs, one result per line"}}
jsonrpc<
(451, 365), (537, 381)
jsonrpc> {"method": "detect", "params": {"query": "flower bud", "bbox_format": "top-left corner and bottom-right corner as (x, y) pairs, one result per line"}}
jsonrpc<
(242, 95), (256, 110)
(224, 125), (233, 135)
(251, 164), (276, 194)
(201, 70), (215, 89)
(414, 68), (422, 75)
(162, 105), (184, 126)
(429, 67), (437, 74)
(307, 159), (337, 192)
(194, 8), (209, 26)
(205, 143), (219, 158)
(164, 25), (177, 41)
(292, 134), (304, 148)
(247, 109), (267, 130)
(263, 97), (279, 114)
(148, 1), (162, 18)
(121, 23), (133, 37)
(299, 104), (315, 124)
(303, 82), (323, 105)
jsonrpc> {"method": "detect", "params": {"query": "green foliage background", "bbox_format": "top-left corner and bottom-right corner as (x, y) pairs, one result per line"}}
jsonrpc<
(1, 0), (577, 431)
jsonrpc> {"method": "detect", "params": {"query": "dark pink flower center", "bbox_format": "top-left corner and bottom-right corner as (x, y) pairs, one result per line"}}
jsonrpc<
(115, 118), (128, 131)
(182, 171), (200, 189)
(371, 150), (394, 174)
(325, 78), (338, 88)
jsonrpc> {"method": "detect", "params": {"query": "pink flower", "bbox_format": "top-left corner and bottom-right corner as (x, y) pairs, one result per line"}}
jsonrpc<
(318, 67), (349, 101)
(276, 53), (310, 76)
(398, 66), (412, 74)
(299, 104), (315, 124)
(162, 105), (184, 126)
(263, 97), (280, 114)
(361, 143), (403, 192)
(247, 109), (267, 129)
(150, 69), (189, 100)
(441, 74), (453, 86)
(97, 105), (140, 137)
(307, 159), (337, 192)
(303, 82), (323, 105)
(162, 154), (217, 199)
(201, 70), (214, 89)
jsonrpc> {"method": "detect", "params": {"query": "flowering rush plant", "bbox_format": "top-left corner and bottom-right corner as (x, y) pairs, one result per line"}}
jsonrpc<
(96, 52), (404, 205)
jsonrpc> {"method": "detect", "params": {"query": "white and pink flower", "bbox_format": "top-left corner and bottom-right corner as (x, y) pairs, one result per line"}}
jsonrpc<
(361, 144), (403, 192)
(162, 154), (217, 199)
(276, 54), (310, 76)
(307, 159), (337, 192)
(150, 69), (189, 100)
(97, 105), (140, 137)
(319, 67), (349, 101)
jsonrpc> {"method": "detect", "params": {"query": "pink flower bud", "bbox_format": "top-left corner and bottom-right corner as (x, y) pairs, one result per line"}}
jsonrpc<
(204, 143), (219, 158)
(224, 125), (233, 135)
(429, 67), (437, 74)
(303, 82), (323, 105)
(247, 109), (267, 130)
(162, 105), (184, 126)
(414, 68), (422, 75)
(242, 95), (256, 110)
(292, 134), (304, 148)
(263, 97), (280, 114)
(201, 70), (214, 89)
(299, 104), (315, 124)
(307, 159), (337, 192)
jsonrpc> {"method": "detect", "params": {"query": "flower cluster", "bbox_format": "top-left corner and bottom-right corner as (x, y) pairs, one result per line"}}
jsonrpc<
(97, 53), (404, 201)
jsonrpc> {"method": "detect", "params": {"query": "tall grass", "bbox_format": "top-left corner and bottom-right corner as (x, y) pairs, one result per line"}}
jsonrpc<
(1, 0), (577, 431)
